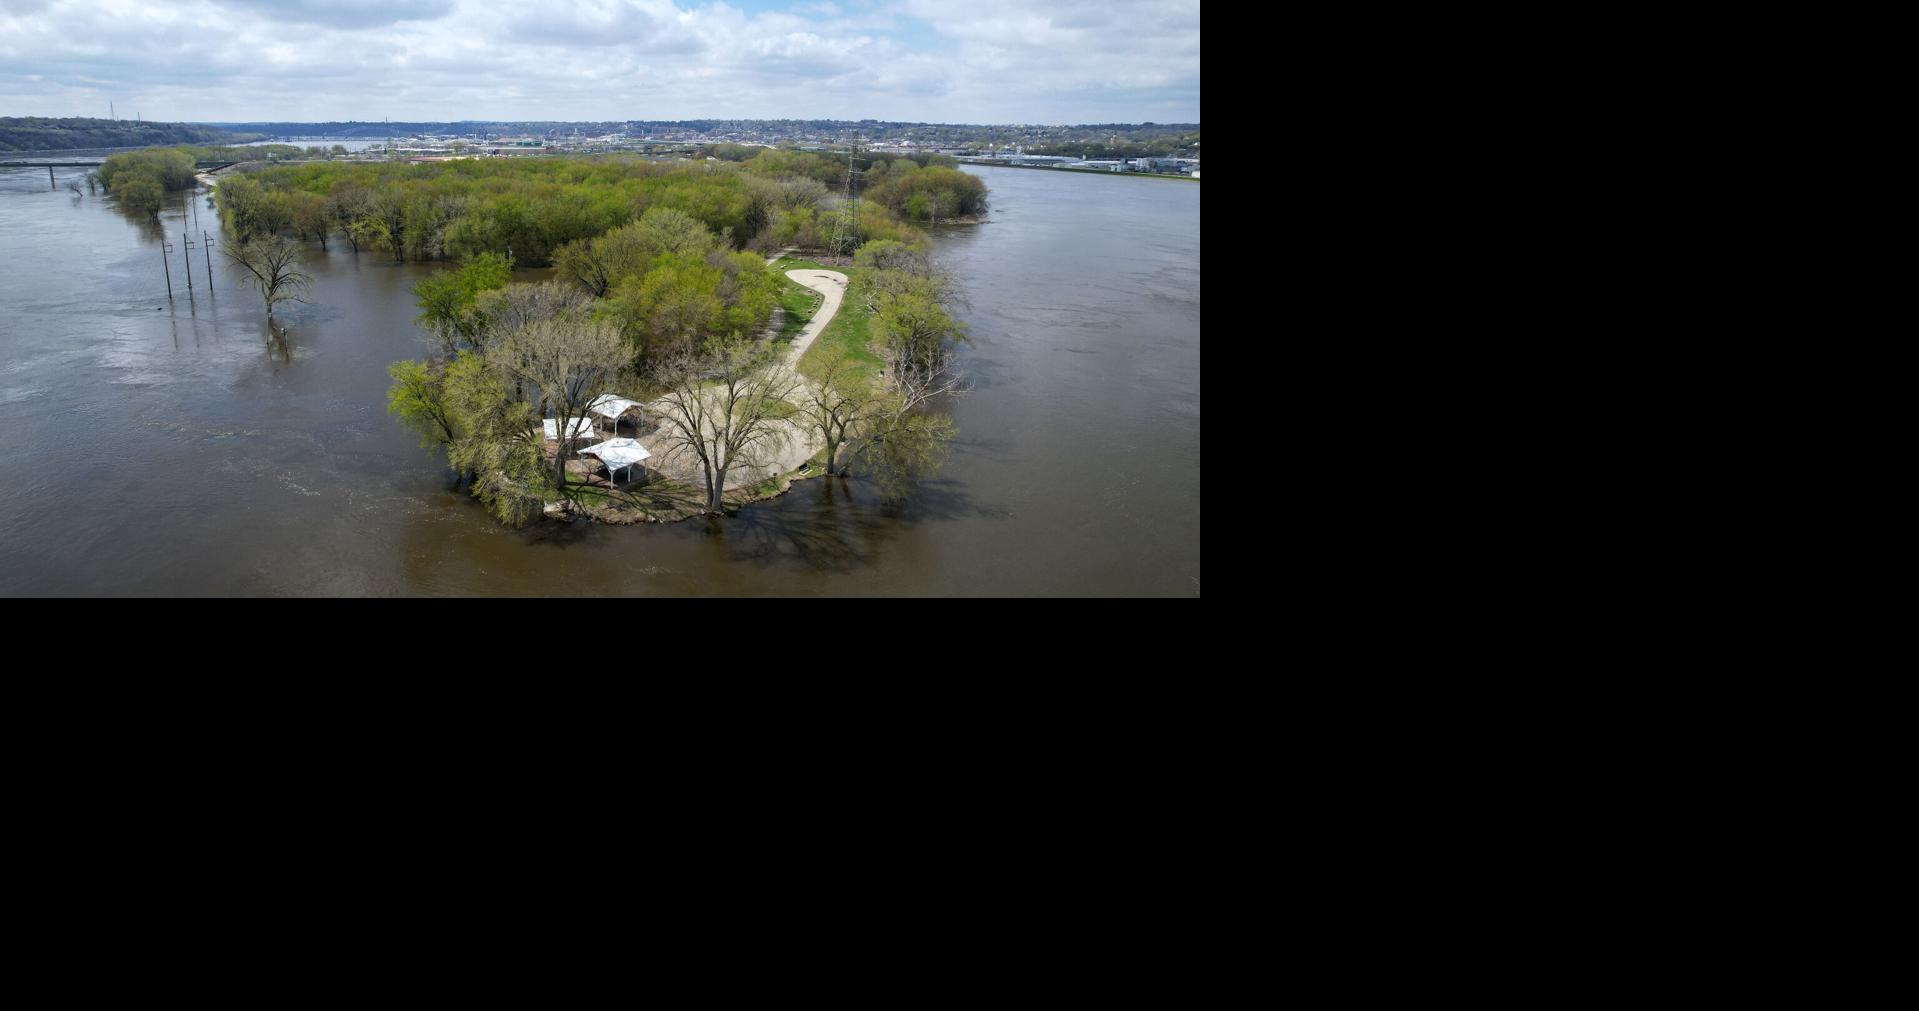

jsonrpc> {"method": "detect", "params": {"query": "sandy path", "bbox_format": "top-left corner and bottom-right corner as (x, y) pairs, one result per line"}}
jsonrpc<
(779, 268), (848, 366)
(635, 259), (849, 491)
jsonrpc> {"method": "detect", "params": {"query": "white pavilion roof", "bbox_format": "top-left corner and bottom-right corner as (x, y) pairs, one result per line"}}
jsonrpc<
(542, 417), (597, 441)
(578, 438), (652, 471)
(588, 394), (643, 420)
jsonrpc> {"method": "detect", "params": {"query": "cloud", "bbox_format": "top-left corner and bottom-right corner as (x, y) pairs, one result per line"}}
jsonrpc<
(0, 0), (1199, 123)
(215, 0), (457, 29)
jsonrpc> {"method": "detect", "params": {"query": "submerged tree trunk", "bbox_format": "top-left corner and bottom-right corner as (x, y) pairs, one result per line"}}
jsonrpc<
(702, 455), (721, 515)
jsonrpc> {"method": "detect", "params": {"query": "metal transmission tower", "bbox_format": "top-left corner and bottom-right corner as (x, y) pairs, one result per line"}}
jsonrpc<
(830, 142), (864, 257)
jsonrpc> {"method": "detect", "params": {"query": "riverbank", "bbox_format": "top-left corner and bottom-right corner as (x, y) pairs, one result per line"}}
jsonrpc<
(956, 161), (1198, 181)
(551, 461), (827, 524)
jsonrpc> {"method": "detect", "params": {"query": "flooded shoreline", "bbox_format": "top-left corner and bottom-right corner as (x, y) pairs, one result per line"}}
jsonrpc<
(0, 163), (1198, 595)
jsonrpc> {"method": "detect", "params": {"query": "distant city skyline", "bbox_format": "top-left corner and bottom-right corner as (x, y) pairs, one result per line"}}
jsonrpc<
(0, 0), (1201, 125)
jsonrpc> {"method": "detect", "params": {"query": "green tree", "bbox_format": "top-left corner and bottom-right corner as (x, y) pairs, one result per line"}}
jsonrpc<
(607, 254), (724, 361)
(116, 175), (165, 220)
(292, 192), (330, 250)
(324, 186), (371, 252)
(443, 351), (545, 526)
(387, 359), (460, 453)
(364, 188), (408, 262)
(799, 343), (887, 477)
(856, 407), (957, 503)
(414, 252), (513, 354)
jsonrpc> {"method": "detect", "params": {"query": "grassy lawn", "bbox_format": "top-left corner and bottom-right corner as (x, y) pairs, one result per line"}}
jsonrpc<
(798, 285), (880, 383)
(773, 272), (821, 344)
(771, 257), (883, 384)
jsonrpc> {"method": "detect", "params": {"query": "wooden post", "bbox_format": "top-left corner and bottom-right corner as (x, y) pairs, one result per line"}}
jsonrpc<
(49, 166), (56, 188)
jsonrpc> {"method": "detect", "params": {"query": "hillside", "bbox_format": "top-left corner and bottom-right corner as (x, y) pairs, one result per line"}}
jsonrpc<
(0, 117), (247, 153)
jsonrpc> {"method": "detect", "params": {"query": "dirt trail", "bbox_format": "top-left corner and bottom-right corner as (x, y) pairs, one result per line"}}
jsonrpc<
(779, 267), (848, 366)
(636, 257), (850, 491)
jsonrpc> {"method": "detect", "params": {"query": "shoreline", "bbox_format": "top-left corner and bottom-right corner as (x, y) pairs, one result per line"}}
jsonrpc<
(962, 162), (1197, 181)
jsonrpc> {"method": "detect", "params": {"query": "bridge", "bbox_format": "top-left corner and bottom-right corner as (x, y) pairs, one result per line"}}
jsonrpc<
(2, 159), (237, 186)
(1, 159), (237, 167)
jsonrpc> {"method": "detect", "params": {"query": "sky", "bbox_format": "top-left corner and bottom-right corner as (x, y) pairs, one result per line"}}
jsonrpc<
(0, 0), (1200, 125)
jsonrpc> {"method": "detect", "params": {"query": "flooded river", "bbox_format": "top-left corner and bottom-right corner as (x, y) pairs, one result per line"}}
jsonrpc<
(0, 163), (1198, 595)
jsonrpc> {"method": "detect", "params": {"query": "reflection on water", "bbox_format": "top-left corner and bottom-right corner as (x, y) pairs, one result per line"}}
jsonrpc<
(0, 163), (1198, 595)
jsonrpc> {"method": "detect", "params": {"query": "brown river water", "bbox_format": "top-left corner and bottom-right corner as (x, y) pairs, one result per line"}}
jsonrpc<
(0, 164), (1199, 595)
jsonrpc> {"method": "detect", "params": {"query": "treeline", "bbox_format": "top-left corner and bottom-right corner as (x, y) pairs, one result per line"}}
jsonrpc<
(726, 147), (986, 223)
(94, 145), (306, 219)
(1028, 131), (1201, 159)
(699, 143), (767, 162)
(862, 161), (988, 223)
(95, 149), (199, 219)
(0, 117), (247, 152)
(213, 152), (957, 266)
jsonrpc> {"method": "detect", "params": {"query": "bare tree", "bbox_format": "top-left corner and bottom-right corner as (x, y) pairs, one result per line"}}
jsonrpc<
(490, 314), (629, 493)
(650, 337), (803, 515)
(222, 234), (312, 320)
(474, 280), (597, 344)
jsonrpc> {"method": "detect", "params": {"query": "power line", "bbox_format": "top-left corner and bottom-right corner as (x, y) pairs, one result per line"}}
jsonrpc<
(160, 237), (174, 300)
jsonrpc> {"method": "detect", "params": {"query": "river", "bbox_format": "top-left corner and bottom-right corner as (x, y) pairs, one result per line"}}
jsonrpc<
(0, 164), (1199, 595)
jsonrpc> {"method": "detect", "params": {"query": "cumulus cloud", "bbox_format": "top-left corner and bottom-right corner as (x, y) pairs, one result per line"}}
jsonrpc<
(217, 0), (457, 29)
(0, 0), (1199, 123)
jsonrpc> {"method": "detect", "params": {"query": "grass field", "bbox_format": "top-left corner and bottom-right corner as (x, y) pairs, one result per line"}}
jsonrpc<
(774, 272), (821, 344)
(771, 257), (882, 383)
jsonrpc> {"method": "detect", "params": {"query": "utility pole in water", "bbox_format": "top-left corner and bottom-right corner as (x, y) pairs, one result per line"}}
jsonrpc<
(181, 234), (196, 292)
(160, 238), (174, 300)
(202, 230), (215, 284)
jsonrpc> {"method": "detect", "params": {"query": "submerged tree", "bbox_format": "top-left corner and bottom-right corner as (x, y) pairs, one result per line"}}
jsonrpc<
(387, 359), (460, 455)
(116, 175), (165, 221)
(292, 192), (331, 251)
(798, 344), (886, 478)
(443, 351), (545, 526)
(324, 187), (372, 252)
(856, 407), (957, 503)
(222, 234), (312, 320)
(842, 239), (970, 499)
